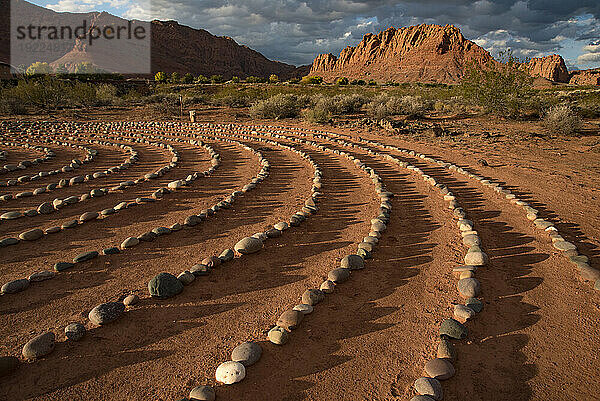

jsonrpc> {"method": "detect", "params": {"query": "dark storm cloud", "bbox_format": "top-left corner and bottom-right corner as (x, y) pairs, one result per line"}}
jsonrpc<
(122, 0), (600, 68)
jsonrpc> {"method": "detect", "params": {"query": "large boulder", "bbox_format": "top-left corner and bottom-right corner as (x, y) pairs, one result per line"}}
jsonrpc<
(148, 272), (184, 299)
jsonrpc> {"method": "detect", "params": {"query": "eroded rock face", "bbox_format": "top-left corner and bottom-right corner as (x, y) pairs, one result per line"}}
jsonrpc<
(309, 24), (494, 84)
(569, 68), (600, 85)
(522, 54), (570, 83)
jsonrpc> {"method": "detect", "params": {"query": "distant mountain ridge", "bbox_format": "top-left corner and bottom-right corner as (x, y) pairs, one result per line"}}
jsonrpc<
(309, 24), (599, 85)
(2, 0), (309, 79)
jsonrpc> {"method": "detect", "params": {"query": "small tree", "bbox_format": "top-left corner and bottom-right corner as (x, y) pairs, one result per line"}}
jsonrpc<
(231, 76), (240, 83)
(301, 76), (323, 85)
(182, 73), (194, 83)
(195, 75), (209, 84)
(25, 62), (53, 75)
(246, 76), (263, 83)
(169, 72), (180, 83)
(460, 50), (534, 118)
(154, 71), (167, 82)
(210, 75), (224, 84)
(269, 74), (279, 83)
(335, 77), (349, 85)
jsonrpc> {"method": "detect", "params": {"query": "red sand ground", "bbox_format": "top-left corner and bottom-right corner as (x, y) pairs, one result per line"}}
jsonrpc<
(0, 108), (598, 401)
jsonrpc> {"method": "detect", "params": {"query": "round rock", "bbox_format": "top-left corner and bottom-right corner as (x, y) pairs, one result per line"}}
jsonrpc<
(22, 332), (55, 359)
(1, 278), (29, 294)
(458, 278), (481, 298)
(65, 323), (85, 341)
(234, 237), (263, 254)
(439, 318), (467, 340)
(340, 255), (364, 270)
(215, 361), (245, 385)
(414, 377), (443, 400)
(277, 310), (304, 330)
(88, 302), (125, 325)
(231, 342), (262, 366)
(124, 294), (140, 306)
(424, 358), (455, 380)
(328, 268), (350, 283)
(148, 272), (184, 299)
(268, 326), (289, 345)
(189, 385), (216, 401)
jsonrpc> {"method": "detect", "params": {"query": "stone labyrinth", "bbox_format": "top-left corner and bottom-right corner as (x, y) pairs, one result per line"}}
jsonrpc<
(0, 121), (598, 401)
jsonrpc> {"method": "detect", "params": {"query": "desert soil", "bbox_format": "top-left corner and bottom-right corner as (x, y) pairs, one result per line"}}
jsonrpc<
(0, 106), (598, 401)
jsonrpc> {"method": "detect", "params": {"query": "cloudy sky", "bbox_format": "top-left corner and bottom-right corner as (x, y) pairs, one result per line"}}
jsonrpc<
(29, 0), (600, 70)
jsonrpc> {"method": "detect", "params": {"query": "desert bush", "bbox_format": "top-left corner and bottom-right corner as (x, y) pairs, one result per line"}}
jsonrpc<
(246, 76), (265, 83)
(301, 76), (323, 85)
(67, 82), (98, 107)
(460, 52), (534, 118)
(351, 79), (366, 86)
(231, 76), (240, 83)
(95, 84), (117, 105)
(0, 93), (27, 115)
(195, 75), (210, 84)
(366, 94), (430, 119)
(155, 71), (167, 82)
(25, 62), (52, 75)
(335, 77), (349, 85)
(249, 94), (304, 119)
(152, 94), (183, 116)
(542, 105), (581, 136)
(269, 74), (279, 83)
(210, 75), (224, 84)
(302, 106), (331, 123)
(182, 73), (194, 84)
(169, 72), (180, 83)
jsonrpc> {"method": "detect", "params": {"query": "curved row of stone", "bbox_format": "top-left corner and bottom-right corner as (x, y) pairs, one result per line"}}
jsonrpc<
(0, 138), (93, 192)
(349, 136), (600, 293)
(205, 124), (487, 401)
(0, 134), (135, 204)
(0, 137), (218, 294)
(0, 140), (55, 177)
(0, 134), (172, 235)
(171, 126), (391, 399)
(255, 123), (598, 291)
(0, 135), (276, 371)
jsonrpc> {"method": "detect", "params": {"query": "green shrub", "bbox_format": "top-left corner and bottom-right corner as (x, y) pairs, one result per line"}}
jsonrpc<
(231, 76), (240, 83)
(460, 51), (534, 118)
(302, 106), (330, 123)
(366, 94), (430, 119)
(169, 72), (180, 83)
(335, 77), (349, 85)
(95, 84), (117, 105)
(351, 79), (366, 86)
(182, 73), (194, 84)
(269, 74), (279, 83)
(542, 105), (581, 136)
(246, 76), (264, 83)
(67, 82), (97, 107)
(210, 75), (224, 84)
(249, 94), (304, 119)
(368, 79), (378, 86)
(195, 75), (210, 84)
(154, 71), (167, 82)
(25, 62), (52, 75)
(301, 76), (323, 85)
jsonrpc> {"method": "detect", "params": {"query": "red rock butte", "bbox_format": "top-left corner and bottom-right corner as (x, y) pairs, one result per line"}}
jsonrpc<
(310, 24), (495, 84)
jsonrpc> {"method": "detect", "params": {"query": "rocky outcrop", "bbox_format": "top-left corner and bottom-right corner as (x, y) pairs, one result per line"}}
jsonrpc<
(10, 0), (307, 79)
(522, 55), (570, 83)
(309, 24), (495, 84)
(569, 68), (600, 86)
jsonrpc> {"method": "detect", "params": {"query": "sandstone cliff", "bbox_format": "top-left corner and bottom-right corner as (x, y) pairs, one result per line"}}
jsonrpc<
(522, 54), (570, 83)
(569, 68), (600, 86)
(309, 24), (494, 84)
